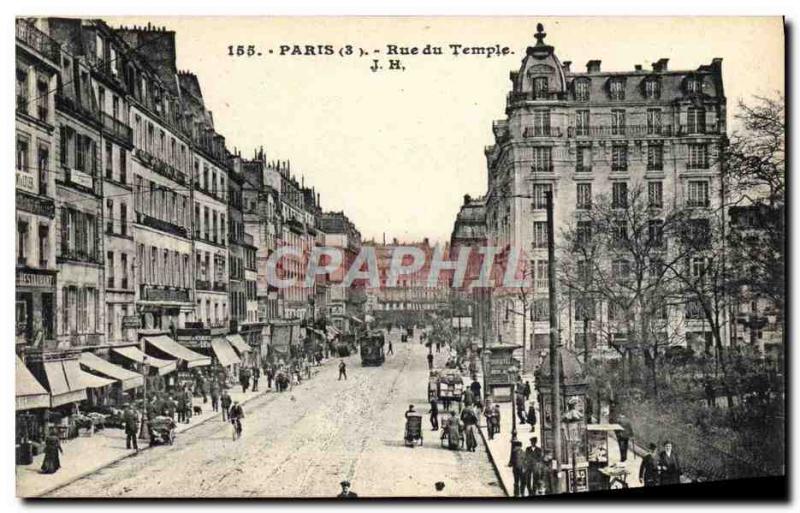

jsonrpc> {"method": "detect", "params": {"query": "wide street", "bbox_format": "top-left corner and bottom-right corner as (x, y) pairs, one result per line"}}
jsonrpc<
(48, 334), (503, 498)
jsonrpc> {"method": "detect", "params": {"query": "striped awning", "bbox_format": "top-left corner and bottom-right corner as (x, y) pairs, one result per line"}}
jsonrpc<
(226, 334), (252, 355)
(211, 337), (241, 367)
(43, 360), (88, 407)
(80, 352), (144, 390)
(16, 356), (50, 411)
(112, 346), (177, 376)
(145, 335), (211, 368)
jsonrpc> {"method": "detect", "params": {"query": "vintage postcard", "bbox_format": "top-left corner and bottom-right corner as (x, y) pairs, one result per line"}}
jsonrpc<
(13, 15), (785, 499)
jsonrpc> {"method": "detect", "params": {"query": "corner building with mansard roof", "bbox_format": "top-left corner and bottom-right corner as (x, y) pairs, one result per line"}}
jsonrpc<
(481, 25), (727, 370)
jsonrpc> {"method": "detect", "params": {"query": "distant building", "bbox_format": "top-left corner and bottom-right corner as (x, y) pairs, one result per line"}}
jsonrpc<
(318, 211), (363, 332)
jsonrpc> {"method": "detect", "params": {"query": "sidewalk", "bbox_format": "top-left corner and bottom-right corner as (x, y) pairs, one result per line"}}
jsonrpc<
(16, 359), (333, 498)
(475, 369), (644, 496)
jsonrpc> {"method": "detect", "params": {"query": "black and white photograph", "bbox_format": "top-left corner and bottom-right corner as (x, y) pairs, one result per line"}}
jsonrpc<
(9, 7), (788, 502)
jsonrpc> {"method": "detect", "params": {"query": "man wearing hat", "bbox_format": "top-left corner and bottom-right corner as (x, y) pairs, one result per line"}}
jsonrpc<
(523, 436), (544, 496)
(337, 480), (358, 498)
(509, 439), (526, 497)
(639, 443), (660, 487)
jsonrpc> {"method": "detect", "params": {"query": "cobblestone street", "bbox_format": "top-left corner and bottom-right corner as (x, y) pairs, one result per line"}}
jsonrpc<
(48, 337), (503, 498)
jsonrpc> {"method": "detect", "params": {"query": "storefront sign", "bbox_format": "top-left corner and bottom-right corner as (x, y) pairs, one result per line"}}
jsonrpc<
(122, 316), (141, 329)
(140, 285), (190, 303)
(16, 171), (36, 194)
(16, 269), (55, 289)
(16, 190), (55, 218)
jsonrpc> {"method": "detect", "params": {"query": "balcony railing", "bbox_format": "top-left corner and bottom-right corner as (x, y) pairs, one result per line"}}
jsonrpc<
(523, 126), (563, 138)
(101, 112), (133, 146)
(138, 212), (189, 238)
(55, 92), (101, 125)
(139, 284), (191, 303)
(196, 279), (211, 291)
(58, 248), (101, 264)
(213, 282), (228, 293)
(678, 124), (720, 136)
(134, 149), (186, 185)
(568, 125), (675, 138)
(16, 19), (61, 64)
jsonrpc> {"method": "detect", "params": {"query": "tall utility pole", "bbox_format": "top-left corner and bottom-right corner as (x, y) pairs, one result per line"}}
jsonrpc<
(546, 191), (562, 484)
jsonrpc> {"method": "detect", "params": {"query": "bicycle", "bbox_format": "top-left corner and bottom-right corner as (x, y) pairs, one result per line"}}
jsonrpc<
(231, 418), (243, 441)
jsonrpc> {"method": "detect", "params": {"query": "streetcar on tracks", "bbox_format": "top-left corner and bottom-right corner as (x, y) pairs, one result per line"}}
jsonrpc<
(360, 331), (386, 366)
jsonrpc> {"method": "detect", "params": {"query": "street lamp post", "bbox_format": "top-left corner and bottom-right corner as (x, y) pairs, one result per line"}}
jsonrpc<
(507, 364), (519, 466)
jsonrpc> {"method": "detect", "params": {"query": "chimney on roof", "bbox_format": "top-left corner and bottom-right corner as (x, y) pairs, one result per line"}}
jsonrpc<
(562, 61), (571, 73)
(586, 60), (601, 73)
(634, 64), (642, 71)
(653, 58), (669, 72)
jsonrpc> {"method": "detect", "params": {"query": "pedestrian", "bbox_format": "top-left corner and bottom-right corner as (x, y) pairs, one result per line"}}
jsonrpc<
(463, 387), (474, 408)
(658, 441), (681, 485)
(616, 414), (634, 462)
(527, 401), (537, 432)
(427, 352), (434, 370)
(460, 404), (479, 452)
(523, 381), (531, 401)
(201, 375), (210, 404)
(40, 428), (63, 474)
(516, 391), (528, 425)
(123, 404), (139, 451)
(388, 340), (394, 355)
(338, 360), (347, 380)
(484, 402), (496, 440)
(493, 404), (502, 435)
(196, 374), (207, 404)
(429, 398), (439, 431)
(239, 368), (250, 393)
(252, 365), (260, 392)
(266, 366), (274, 390)
(220, 390), (232, 422)
(639, 443), (660, 487)
(165, 395), (177, 420)
(210, 381), (220, 412)
(470, 380), (482, 404)
(443, 411), (462, 450)
(523, 437), (544, 496)
(337, 480), (358, 498)
(176, 390), (189, 423)
(510, 439), (525, 497)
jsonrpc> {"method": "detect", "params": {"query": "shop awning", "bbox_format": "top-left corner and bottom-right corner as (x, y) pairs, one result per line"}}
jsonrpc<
(80, 352), (144, 390)
(351, 316), (364, 324)
(145, 335), (211, 368)
(211, 337), (241, 367)
(112, 346), (177, 376)
(16, 356), (50, 411)
(226, 334), (252, 355)
(44, 360), (88, 407)
(326, 325), (341, 336)
(75, 363), (116, 389)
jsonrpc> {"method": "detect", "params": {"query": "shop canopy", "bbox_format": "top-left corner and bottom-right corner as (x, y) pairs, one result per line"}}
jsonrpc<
(80, 352), (144, 390)
(211, 337), (241, 367)
(308, 328), (326, 338)
(226, 334), (252, 355)
(144, 335), (211, 368)
(76, 362), (116, 389)
(16, 356), (50, 411)
(112, 346), (177, 376)
(43, 359), (88, 407)
(326, 325), (341, 336)
(350, 316), (364, 324)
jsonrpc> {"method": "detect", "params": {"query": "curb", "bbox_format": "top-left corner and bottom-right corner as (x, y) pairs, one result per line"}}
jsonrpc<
(23, 361), (338, 500)
(477, 422), (510, 497)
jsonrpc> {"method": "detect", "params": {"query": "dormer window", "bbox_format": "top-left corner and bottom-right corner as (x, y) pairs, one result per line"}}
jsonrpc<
(575, 79), (590, 101)
(609, 78), (625, 100)
(644, 78), (661, 99)
(686, 76), (702, 94)
(533, 77), (549, 99)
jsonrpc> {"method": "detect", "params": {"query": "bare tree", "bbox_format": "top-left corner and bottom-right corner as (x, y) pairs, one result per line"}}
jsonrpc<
(559, 183), (691, 397)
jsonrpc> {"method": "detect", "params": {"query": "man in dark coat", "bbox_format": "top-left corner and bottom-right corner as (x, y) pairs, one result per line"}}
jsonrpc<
(527, 401), (537, 432)
(523, 381), (532, 401)
(429, 398), (439, 431)
(427, 352), (434, 370)
(239, 368), (251, 393)
(123, 405), (139, 451)
(616, 414), (634, 462)
(639, 443), (660, 487)
(460, 405), (479, 452)
(658, 441), (681, 485)
(210, 381), (220, 412)
(337, 480), (358, 498)
(176, 390), (189, 423)
(252, 365), (260, 392)
(470, 380), (482, 404)
(516, 391), (528, 424)
(338, 360), (347, 380)
(220, 390), (232, 421)
(523, 437), (544, 496)
(510, 440), (526, 497)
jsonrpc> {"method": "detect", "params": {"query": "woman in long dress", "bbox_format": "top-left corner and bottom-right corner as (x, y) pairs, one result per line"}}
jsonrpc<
(444, 412), (462, 450)
(40, 429), (63, 474)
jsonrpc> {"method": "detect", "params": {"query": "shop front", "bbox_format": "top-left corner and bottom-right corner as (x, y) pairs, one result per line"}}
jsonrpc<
(15, 355), (51, 464)
(15, 268), (56, 348)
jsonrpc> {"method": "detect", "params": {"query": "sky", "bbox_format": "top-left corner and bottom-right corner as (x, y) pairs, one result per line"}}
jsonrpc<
(106, 16), (784, 245)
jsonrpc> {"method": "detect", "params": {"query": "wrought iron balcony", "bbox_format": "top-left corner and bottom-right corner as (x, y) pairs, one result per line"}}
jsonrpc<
(523, 126), (563, 138)
(101, 112), (133, 146)
(16, 19), (61, 64)
(567, 125), (674, 138)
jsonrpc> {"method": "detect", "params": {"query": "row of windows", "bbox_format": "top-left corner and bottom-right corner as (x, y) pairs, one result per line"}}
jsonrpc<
(16, 66), (51, 123)
(16, 134), (50, 196)
(533, 142), (709, 173)
(196, 251), (227, 284)
(17, 218), (51, 268)
(137, 243), (192, 290)
(194, 202), (227, 245)
(571, 76), (703, 102)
